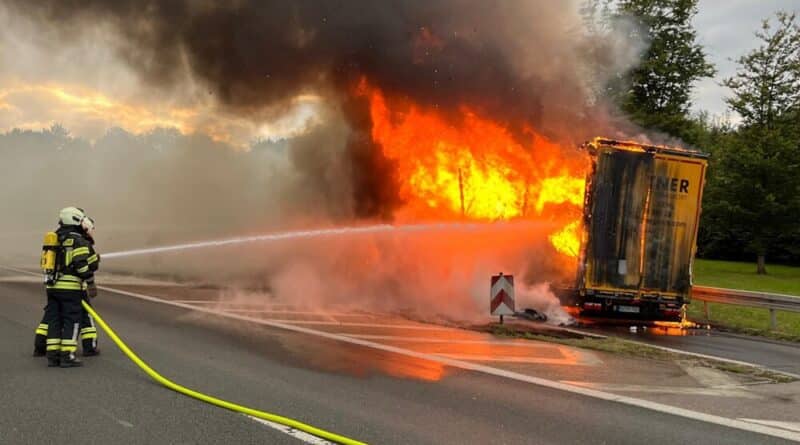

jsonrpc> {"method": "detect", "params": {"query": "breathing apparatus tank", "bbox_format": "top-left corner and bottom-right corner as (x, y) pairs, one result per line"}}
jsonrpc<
(40, 231), (59, 285)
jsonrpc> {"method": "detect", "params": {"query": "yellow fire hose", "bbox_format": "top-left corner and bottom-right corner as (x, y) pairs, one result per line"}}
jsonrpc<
(81, 300), (366, 445)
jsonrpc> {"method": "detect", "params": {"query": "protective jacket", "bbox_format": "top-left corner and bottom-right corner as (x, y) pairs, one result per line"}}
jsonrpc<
(47, 225), (100, 291)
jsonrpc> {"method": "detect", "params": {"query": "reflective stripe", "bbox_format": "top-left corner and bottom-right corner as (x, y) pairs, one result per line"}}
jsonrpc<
(81, 333), (98, 340)
(47, 282), (84, 290)
(35, 329), (48, 336)
(61, 340), (78, 346)
(48, 274), (85, 290)
(76, 265), (89, 273)
(89, 311), (98, 349)
(46, 345), (61, 351)
(60, 345), (77, 352)
(87, 313), (97, 353)
(38, 323), (48, 329)
(72, 247), (90, 257)
(46, 338), (61, 345)
(80, 327), (97, 333)
(70, 322), (79, 344)
(62, 238), (74, 246)
(87, 254), (99, 264)
(65, 248), (73, 266)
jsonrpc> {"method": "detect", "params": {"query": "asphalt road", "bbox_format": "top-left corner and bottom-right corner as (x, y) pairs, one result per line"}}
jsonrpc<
(586, 324), (800, 376)
(0, 270), (795, 444)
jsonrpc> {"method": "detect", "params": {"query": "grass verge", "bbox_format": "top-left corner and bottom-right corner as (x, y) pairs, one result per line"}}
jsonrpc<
(689, 259), (800, 341)
(693, 259), (800, 295)
(685, 302), (800, 342)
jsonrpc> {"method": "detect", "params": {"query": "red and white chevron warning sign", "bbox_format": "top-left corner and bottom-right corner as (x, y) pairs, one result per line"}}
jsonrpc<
(490, 273), (515, 316)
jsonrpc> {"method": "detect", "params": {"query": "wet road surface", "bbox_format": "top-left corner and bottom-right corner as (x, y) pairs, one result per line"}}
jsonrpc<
(1, 268), (797, 444)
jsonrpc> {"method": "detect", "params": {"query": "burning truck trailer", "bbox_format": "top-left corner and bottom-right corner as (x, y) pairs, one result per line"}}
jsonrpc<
(567, 138), (709, 321)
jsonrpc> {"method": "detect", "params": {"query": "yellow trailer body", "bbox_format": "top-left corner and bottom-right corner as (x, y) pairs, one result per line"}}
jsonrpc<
(577, 138), (708, 319)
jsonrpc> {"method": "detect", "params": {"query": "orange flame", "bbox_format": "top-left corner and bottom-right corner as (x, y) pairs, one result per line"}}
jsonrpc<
(548, 220), (582, 257)
(357, 79), (586, 255)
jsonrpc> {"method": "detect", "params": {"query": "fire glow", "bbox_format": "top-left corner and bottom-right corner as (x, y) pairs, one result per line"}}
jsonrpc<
(357, 80), (586, 256)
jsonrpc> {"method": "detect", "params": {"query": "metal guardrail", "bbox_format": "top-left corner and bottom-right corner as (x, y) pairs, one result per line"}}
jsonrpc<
(692, 286), (800, 330)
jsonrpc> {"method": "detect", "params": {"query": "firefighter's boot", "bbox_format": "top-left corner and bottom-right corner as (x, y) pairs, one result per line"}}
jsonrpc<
(46, 351), (60, 367)
(83, 348), (100, 357)
(34, 322), (48, 356)
(34, 335), (47, 356)
(59, 351), (82, 368)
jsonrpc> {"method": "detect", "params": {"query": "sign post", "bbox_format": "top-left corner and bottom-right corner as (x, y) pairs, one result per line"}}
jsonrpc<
(490, 273), (515, 324)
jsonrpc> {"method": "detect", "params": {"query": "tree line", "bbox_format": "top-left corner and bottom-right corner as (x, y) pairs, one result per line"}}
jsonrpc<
(586, 0), (800, 272)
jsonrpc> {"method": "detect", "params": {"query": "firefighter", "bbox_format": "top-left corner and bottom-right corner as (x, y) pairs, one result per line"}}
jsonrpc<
(42, 207), (101, 367)
(33, 216), (100, 357)
(77, 215), (100, 354)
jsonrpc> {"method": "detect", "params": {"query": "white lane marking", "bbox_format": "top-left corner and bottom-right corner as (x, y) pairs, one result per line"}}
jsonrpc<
(224, 309), (377, 318)
(100, 409), (136, 429)
(172, 300), (292, 306)
(740, 419), (800, 433)
(2, 266), (798, 443)
(563, 381), (762, 399)
(568, 327), (800, 380)
(627, 339), (800, 378)
(434, 353), (598, 366)
(247, 319), (456, 331)
(92, 276), (189, 287)
(246, 415), (336, 445)
(169, 300), (223, 304)
(677, 361), (743, 388)
(344, 334), (573, 347)
(176, 300), (377, 318)
(0, 275), (41, 283)
(346, 335), (602, 366)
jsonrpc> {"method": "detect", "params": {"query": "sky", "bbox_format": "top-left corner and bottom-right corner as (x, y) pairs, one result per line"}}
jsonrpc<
(692, 0), (800, 119)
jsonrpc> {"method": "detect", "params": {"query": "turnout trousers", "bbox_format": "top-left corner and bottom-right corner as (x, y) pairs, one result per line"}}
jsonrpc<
(35, 298), (98, 355)
(43, 289), (83, 361)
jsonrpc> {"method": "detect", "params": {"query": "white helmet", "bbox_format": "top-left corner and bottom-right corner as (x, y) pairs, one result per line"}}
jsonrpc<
(82, 216), (95, 239)
(59, 206), (86, 226)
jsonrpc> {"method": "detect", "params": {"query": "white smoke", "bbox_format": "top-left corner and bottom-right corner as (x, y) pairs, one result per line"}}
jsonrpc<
(515, 282), (575, 326)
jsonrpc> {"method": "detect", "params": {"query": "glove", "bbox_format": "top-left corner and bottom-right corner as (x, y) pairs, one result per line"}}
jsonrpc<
(86, 280), (98, 298)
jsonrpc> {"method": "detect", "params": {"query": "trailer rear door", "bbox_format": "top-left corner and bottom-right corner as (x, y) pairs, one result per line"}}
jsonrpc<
(641, 154), (706, 295)
(583, 148), (653, 292)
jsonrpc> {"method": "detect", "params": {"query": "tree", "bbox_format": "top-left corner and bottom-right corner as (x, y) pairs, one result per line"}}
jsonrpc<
(713, 12), (800, 273)
(613, 0), (715, 138)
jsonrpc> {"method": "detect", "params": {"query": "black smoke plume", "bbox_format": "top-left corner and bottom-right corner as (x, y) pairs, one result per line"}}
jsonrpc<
(5, 0), (639, 217)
